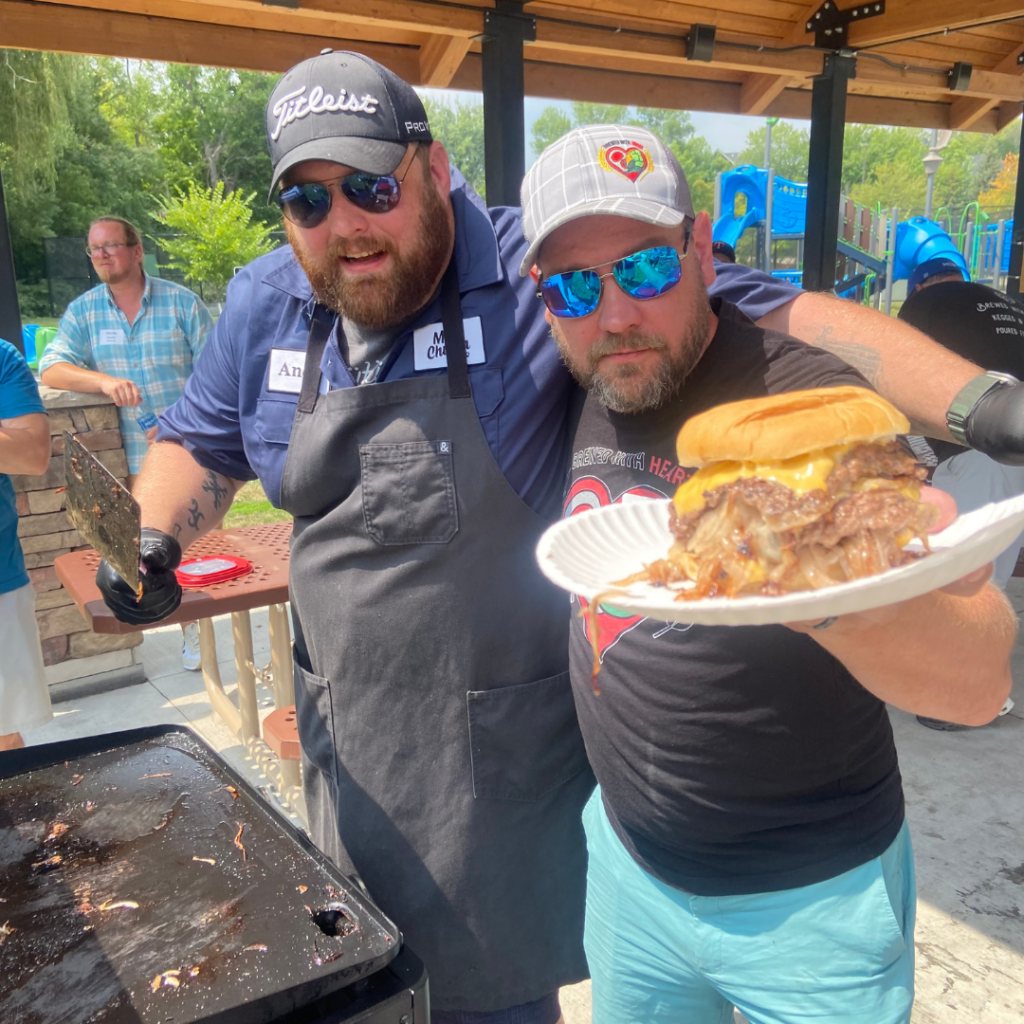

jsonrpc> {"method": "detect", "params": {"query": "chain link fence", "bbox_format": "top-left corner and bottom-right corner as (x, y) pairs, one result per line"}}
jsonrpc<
(38, 231), (286, 319)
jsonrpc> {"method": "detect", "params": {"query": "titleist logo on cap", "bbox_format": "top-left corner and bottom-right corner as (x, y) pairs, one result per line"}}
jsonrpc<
(270, 85), (381, 142)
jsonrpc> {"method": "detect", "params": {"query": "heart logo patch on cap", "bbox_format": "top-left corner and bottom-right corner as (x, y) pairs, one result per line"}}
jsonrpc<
(598, 140), (653, 183)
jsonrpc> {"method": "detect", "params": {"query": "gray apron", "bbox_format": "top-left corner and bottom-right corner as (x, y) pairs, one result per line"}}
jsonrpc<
(279, 263), (593, 1011)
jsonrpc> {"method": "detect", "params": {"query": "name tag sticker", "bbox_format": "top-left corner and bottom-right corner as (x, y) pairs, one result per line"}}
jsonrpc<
(267, 348), (305, 394)
(99, 328), (125, 346)
(413, 317), (485, 371)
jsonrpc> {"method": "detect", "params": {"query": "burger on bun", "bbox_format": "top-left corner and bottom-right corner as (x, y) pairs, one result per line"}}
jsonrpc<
(640, 386), (940, 599)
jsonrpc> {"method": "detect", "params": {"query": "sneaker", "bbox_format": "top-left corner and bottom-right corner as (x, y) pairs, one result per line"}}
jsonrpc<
(917, 697), (1016, 731)
(182, 622), (201, 672)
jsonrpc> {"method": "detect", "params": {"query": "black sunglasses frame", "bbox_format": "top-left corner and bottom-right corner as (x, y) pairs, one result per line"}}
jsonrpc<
(276, 144), (419, 228)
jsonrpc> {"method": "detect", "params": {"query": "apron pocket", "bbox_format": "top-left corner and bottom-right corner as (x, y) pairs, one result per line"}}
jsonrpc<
(467, 671), (589, 801)
(360, 440), (458, 545)
(292, 653), (338, 787)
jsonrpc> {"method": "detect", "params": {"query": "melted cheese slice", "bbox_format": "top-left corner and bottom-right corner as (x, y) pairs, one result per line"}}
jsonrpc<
(673, 444), (855, 516)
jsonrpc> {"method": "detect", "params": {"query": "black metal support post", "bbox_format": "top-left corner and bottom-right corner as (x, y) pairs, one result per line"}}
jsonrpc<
(0, 162), (23, 354)
(481, 1), (535, 208)
(803, 53), (855, 294)
(1004, 105), (1024, 303)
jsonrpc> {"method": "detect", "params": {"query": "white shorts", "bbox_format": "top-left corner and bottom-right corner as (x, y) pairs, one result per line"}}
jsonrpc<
(0, 583), (53, 734)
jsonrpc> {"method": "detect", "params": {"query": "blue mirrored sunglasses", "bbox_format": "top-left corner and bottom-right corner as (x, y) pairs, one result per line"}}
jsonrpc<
(539, 244), (686, 319)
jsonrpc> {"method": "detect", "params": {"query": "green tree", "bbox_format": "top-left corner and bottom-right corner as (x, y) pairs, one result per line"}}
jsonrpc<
(531, 106), (572, 156)
(736, 122), (810, 181)
(151, 64), (277, 222)
(420, 95), (486, 199)
(155, 181), (276, 290)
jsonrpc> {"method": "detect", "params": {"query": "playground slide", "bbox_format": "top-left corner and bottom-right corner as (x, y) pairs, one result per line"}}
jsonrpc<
(893, 217), (969, 283)
(712, 164), (971, 291)
(713, 208), (761, 250)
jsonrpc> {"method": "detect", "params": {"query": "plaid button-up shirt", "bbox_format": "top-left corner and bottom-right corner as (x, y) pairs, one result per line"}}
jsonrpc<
(41, 275), (213, 472)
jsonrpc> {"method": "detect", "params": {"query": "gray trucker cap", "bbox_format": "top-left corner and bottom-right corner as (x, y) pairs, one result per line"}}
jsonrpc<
(266, 50), (432, 197)
(520, 124), (695, 275)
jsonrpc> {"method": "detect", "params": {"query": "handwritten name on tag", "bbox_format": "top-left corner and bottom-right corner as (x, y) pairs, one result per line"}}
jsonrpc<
(413, 317), (485, 371)
(267, 348), (305, 394)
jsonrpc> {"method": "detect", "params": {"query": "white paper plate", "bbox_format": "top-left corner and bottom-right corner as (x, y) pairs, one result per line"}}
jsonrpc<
(536, 494), (1024, 626)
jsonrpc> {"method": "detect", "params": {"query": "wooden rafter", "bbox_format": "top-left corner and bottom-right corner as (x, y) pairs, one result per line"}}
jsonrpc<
(846, 0), (1024, 49)
(418, 33), (472, 87)
(1, 0), (1023, 133)
(949, 41), (1024, 129)
(739, 0), (818, 116)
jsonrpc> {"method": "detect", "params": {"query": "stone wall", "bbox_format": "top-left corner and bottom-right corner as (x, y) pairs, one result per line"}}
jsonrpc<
(11, 387), (142, 685)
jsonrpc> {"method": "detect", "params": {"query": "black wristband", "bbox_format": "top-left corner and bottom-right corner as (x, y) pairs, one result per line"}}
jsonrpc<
(964, 381), (1024, 467)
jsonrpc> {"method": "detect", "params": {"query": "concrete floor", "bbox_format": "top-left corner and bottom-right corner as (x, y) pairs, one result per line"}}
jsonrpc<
(20, 588), (1024, 1022)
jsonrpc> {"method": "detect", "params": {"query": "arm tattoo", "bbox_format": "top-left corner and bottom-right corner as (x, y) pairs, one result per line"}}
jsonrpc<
(811, 325), (882, 385)
(186, 498), (205, 531)
(201, 469), (229, 510)
(172, 523), (182, 540)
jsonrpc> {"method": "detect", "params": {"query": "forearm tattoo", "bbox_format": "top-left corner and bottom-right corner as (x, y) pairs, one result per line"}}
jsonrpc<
(186, 498), (205, 531)
(201, 469), (229, 510)
(812, 325), (882, 385)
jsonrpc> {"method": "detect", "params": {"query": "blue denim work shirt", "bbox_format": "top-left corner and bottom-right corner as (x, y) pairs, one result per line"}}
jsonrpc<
(158, 171), (799, 519)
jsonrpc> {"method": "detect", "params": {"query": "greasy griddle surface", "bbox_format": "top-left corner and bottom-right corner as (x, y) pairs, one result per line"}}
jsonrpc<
(0, 731), (397, 1024)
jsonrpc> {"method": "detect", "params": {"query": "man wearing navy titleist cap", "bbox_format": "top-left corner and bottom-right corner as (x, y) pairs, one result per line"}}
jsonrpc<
(92, 49), (1024, 1017)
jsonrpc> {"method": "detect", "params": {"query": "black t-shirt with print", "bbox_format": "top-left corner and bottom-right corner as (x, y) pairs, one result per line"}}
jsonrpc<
(565, 298), (905, 896)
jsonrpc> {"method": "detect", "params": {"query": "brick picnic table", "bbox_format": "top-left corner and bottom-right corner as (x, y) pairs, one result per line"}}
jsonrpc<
(54, 522), (303, 806)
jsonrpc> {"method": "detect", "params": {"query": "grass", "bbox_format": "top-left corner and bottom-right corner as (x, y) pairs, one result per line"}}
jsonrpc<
(223, 479), (292, 530)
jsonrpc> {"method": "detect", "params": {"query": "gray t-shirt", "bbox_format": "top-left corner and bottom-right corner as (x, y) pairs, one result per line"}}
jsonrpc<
(340, 317), (399, 386)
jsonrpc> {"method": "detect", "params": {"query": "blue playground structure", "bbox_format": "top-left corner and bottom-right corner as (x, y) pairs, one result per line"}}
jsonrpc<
(712, 165), (1007, 306)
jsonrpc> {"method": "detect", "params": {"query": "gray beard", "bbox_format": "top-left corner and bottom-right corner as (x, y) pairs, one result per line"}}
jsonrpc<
(552, 281), (711, 414)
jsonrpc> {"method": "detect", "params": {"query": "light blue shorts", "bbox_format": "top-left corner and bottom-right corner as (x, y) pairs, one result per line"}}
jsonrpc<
(583, 789), (916, 1024)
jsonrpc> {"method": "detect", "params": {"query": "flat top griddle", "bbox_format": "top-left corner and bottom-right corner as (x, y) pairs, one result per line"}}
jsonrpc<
(0, 727), (399, 1024)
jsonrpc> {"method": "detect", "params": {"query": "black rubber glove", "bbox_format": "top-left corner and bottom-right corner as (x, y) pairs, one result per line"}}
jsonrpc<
(964, 382), (1024, 467)
(96, 527), (183, 626)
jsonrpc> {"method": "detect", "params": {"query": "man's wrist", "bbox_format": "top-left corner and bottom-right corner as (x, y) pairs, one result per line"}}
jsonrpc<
(947, 371), (1019, 445)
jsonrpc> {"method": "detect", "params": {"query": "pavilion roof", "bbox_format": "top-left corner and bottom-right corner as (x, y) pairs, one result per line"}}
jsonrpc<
(2, 0), (1024, 131)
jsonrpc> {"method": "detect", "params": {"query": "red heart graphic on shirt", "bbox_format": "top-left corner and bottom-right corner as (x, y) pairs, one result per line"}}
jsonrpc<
(599, 142), (653, 183)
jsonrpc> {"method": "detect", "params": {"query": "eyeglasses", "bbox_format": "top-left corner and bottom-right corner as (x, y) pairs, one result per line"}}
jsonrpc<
(539, 243), (688, 319)
(86, 242), (129, 258)
(276, 145), (418, 228)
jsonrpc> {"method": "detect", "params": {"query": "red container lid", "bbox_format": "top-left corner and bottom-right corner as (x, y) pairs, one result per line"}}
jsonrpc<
(175, 554), (252, 588)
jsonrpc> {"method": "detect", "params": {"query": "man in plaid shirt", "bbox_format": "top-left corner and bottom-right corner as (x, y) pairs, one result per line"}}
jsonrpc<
(40, 216), (212, 483)
(40, 215), (212, 670)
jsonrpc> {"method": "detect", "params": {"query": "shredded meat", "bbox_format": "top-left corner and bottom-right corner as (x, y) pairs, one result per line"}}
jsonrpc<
(641, 441), (939, 599)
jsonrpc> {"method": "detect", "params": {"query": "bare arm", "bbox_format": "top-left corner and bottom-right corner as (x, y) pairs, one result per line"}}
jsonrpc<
(0, 413), (51, 476)
(758, 292), (983, 441)
(794, 581), (1015, 726)
(40, 362), (142, 408)
(132, 441), (245, 550)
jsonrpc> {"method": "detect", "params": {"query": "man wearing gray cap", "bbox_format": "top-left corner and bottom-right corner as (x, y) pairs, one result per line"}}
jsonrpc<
(523, 125), (1014, 1024)
(93, 49), (1018, 1020)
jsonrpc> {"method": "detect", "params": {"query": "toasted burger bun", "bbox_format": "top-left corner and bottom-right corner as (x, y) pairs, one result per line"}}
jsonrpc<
(676, 386), (909, 468)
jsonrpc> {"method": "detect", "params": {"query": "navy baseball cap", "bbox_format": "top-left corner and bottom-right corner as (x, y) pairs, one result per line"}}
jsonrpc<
(266, 50), (432, 197)
(907, 257), (967, 293)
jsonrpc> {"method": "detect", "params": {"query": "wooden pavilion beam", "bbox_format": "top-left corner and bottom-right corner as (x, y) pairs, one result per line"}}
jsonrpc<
(419, 33), (472, 87)
(14, 0), (480, 43)
(0, 0), (1015, 133)
(950, 42), (1024, 129)
(0, 0), (423, 75)
(739, 0), (818, 116)
(10, 0), (1024, 106)
(846, 0), (1024, 49)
